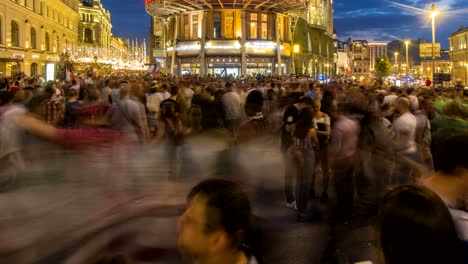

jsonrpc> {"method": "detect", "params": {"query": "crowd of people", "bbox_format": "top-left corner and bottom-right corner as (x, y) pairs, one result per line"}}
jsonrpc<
(0, 72), (467, 263)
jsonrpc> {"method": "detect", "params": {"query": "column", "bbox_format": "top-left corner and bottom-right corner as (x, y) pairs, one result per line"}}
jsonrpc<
(275, 14), (282, 76)
(200, 12), (206, 76)
(170, 15), (179, 75)
(241, 11), (247, 77)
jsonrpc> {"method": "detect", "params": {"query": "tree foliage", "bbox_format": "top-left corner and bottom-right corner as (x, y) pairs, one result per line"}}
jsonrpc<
(375, 55), (391, 77)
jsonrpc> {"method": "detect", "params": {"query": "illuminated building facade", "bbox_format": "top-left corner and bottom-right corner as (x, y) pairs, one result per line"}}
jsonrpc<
(78, 0), (111, 48)
(350, 40), (370, 80)
(368, 42), (387, 71)
(449, 26), (468, 85)
(0, 0), (80, 77)
(146, 0), (334, 78)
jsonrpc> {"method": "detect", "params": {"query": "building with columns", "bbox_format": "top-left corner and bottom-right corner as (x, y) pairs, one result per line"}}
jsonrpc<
(146, 0), (334, 78)
(0, 0), (80, 77)
(78, 0), (111, 48)
(449, 26), (468, 85)
(368, 42), (387, 72)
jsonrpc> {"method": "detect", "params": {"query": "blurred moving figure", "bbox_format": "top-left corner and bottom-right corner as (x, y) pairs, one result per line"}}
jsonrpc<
(379, 185), (464, 264)
(178, 178), (258, 264)
(423, 133), (468, 255)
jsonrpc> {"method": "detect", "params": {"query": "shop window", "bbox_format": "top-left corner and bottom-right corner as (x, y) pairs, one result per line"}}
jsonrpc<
(250, 13), (258, 39)
(192, 14), (198, 40)
(213, 12), (221, 39)
(30, 27), (37, 49)
(11, 21), (19, 47)
(225, 11), (234, 39)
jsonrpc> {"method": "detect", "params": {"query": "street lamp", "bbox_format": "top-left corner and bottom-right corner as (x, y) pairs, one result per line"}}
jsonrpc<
(405, 40), (410, 76)
(430, 3), (439, 87)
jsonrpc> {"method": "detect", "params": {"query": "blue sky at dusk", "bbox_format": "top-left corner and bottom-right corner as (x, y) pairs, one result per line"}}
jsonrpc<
(102, 0), (468, 48)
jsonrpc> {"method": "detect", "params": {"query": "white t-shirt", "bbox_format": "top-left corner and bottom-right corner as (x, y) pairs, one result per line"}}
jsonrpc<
(408, 95), (420, 111)
(183, 88), (195, 109)
(383, 94), (398, 106)
(221, 91), (242, 120)
(392, 112), (417, 153)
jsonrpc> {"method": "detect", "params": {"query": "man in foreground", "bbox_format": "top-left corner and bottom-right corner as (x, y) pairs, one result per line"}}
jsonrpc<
(177, 178), (258, 264)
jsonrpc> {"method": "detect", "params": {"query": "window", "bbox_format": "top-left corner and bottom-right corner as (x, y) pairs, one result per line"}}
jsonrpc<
(213, 12), (221, 39)
(250, 13), (258, 39)
(83, 0), (92, 7)
(277, 16), (284, 41)
(11, 21), (19, 47)
(84, 28), (93, 43)
(45, 32), (50, 51)
(183, 15), (189, 40)
(30, 27), (37, 49)
(225, 11), (234, 39)
(192, 14), (198, 40)
(56, 36), (59, 52)
(31, 63), (38, 76)
(260, 14), (267, 39)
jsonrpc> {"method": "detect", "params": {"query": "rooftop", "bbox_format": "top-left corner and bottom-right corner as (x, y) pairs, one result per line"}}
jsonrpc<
(449, 26), (468, 37)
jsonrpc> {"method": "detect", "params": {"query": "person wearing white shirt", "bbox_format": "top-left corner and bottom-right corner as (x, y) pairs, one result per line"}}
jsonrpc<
(392, 97), (420, 183)
(383, 86), (398, 106)
(221, 82), (242, 136)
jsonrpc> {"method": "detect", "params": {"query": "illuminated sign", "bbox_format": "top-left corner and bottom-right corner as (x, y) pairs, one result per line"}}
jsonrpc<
(12, 53), (24, 58)
(32, 54), (40, 59)
(206, 41), (241, 50)
(176, 44), (201, 51)
(245, 41), (276, 49)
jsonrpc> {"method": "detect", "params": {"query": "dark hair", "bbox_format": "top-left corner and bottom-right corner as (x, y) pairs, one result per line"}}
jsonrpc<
(433, 133), (468, 175)
(245, 90), (263, 117)
(225, 82), (233, 89)
(379, 185), (463, 264)
(188, 178), (252, 249)
(294, 107), (314, 139)
(297, 96), (314, 106)
(170, 85), (179, 96)
(71, 79), (77, 85)
(68, 89), (77, 97)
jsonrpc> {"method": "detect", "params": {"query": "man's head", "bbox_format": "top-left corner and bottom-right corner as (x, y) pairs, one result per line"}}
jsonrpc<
(170, 85), (179, 97)
(178, 179), (252, 261)
(395, 96), (411, 114)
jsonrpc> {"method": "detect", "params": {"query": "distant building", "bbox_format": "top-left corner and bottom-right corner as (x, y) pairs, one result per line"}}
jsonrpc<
(0, 0), (80, 77)
(350, 40), (370, 80)
(78, 0), (112, 48)
(421, 59), (452, 80)
(368, 42), (388, 71)
(449, 26), (467, 85)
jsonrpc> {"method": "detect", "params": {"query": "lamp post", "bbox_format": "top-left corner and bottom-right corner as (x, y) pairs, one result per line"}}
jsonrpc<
(431, 4), (439, 87)
(405, 40), (410, 76)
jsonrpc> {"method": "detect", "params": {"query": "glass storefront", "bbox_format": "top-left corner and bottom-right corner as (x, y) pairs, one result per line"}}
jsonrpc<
(246, 57), (273, 76)
(208, 63), (241, 78)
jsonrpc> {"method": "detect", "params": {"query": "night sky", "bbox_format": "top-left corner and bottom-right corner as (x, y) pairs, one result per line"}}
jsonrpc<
(102, 0), (468, 48)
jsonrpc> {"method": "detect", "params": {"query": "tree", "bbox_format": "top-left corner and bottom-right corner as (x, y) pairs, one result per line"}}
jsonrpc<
(375, 55), (391, 77)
